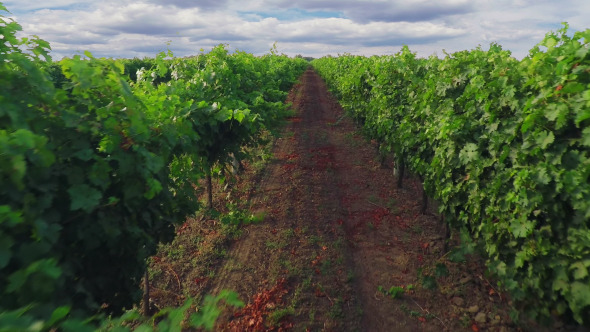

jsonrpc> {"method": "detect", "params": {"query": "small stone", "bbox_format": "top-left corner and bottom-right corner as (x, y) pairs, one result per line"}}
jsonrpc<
(451, 297), (465, 307)
(460, 276), (472, 284)
(467, 305), (479, 313)
(491, 315), (501, 325)
(474, 312), (487, 324)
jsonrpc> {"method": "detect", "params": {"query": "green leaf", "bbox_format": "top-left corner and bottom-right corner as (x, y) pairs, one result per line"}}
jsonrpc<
(12, 129), (36, 149)
(0, 205), (23, 226)
(166, 299), (192, 332)
(10, 155), (26, 188)
(582, 127), (590, 147)
(191, 295), (222, 331)
(459, 143), (478, 165)
(60, 318), (95, 332)
(542, 36), (558, 49)
(132, 325), (152, 332)
(521, 113), (536, 133)
(570, 261), (589, 280)
(448, 248), (466, 263)
(233, 111), (246, 123)
(143, 152), (164, 173)
(570, 281), (590, 311)
(7, 259), (61, 293)
(575, 108), (590, 126)
(553, 269), (569, 292)
(515, 250), (528, 268)
(535, 167), (551, 185)
(0, 308), (42, 332)
(387, 286), (405, 298)
(562, 82), (585, 94)
(575, 46), (589, 59)
(435, 263), (449, 277)
(217, 290), (244, 308)
(421, 275), (438, 290)
(189, 290), (243, 330)
(545, 103), (568, 129)
(536, 131), (554, 149)
(68, 184), (102, 212)
(511, 219), (534, 238)
(214, 109), (232, 122)
(47, 306), (71, 326)
(0, 234), (13, 269)
(73, 148), (93, 161)
(144, 178), (162, 199)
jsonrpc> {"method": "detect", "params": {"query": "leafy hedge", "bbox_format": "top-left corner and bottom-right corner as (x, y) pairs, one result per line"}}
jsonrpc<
(0, 4), (306, 330)
(312, 24), (590, 325)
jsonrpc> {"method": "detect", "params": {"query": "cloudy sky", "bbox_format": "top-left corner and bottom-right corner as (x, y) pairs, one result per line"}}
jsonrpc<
(2, 0), (589, 60)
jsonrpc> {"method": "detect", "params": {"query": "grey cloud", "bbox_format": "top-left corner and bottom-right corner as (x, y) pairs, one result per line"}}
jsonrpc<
(268, 0), (475, 23)
(145, 0), (229, 10)
(189, 33), (253, 42)
(352, 3), (474, 23)
(280, 32), (459, 47)
(107, 23), (189, 36)
(92, 6), (207, 37)
(130, 44), (174, 53)
(50, 35), (109, 45)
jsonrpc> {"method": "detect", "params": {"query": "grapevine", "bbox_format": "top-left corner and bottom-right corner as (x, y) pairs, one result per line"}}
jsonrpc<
(313, 25), (590, 325)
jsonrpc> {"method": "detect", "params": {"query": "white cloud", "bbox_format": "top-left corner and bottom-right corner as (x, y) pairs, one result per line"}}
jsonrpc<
(3, 0), (94, 12)
(1, 0), (589, 59)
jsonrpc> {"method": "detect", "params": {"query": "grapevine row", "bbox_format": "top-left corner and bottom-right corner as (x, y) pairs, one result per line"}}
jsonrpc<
(312, 25), (590, 325)
(0, 5), (307, 330)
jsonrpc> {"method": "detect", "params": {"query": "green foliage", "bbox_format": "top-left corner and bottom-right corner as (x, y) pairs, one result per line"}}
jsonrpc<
(378, 285), (409, 299)
(207, 203), (264, 226)
(434, 263), (449, 278)
(313, 24), (590, 326)
(98, 291), (243, 331)
(420, 275), (438, 291)
(0, 2), (306, 330)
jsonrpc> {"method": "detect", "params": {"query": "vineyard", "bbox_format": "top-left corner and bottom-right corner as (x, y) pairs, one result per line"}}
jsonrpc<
(313, 25), (590, 325)
(2, 1), (590, 331)
(0, 5), (307, 330)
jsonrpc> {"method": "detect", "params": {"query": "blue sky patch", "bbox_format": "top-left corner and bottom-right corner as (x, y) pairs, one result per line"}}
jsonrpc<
(239, 8), (344, 22)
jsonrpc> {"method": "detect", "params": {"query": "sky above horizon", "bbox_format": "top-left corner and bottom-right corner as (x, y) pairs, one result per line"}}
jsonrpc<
(2, 0), (589, 60)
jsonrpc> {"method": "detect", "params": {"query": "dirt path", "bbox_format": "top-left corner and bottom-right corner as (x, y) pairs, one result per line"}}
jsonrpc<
(205, 69), (464, 331)
(151, 68), (519, 332)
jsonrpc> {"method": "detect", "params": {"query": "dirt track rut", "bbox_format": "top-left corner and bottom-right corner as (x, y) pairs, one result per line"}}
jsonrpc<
(202, 68), (460, 331)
